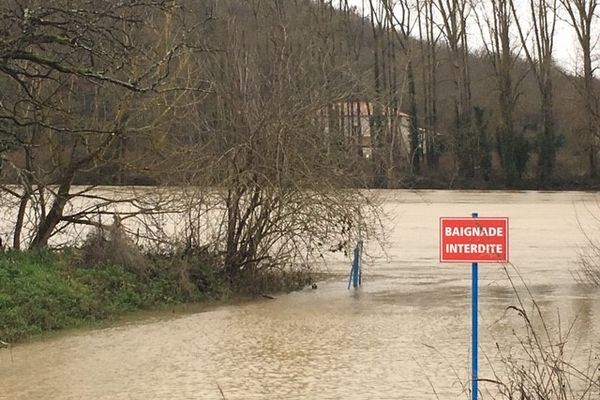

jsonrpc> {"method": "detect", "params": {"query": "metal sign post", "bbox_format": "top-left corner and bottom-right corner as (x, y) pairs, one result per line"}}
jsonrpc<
(471, 212), (478, 400)
(439, 213), (509, 400)
(348, 240), (363, 289)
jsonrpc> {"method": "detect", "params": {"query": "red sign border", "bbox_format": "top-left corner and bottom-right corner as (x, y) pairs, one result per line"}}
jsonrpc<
(439, 217), (509, 263)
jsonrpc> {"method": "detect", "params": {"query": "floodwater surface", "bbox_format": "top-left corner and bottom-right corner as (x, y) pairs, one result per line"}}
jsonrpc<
(2, 190), (600, 399)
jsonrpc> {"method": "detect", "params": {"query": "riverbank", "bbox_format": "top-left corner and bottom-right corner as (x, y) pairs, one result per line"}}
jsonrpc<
(400, 174), (600, 191)
(0, 250), (311, 344)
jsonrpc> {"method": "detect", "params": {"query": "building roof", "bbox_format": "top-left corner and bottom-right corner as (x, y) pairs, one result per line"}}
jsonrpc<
(329, 100), (411, 118)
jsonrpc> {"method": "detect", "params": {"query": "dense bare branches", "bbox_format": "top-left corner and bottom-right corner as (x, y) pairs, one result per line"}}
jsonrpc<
(0, 0), (201, 248)
(3, 0), (600, 255)
(509, 0), (559, 183)
(473, 0), (529, 183)
(560, 0), (600, 177)
(174, 2), (382, 279)
(416, 0), (440, 169)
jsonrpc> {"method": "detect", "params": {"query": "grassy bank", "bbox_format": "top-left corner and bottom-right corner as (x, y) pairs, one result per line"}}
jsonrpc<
(0, 248), (314, 344)
(0, 250), (231, 343)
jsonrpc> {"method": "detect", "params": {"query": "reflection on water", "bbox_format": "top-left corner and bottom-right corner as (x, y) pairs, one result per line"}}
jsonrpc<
(2, 190), (600, 399)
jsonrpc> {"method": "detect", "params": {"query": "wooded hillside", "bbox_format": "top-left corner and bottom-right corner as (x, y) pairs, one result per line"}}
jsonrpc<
(1, 0), (597, 191)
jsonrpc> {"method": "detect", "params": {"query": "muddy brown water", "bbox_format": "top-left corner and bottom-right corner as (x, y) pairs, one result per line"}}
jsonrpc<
(2, 190), (600, 399)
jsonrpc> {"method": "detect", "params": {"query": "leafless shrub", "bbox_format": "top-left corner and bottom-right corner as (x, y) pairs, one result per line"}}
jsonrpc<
(164, 3), (387, 285)
(482, 264), (600, 399)
(78, 217), (147, 273)
(575, 243), (600, 287)
(573, 202), (600, 287)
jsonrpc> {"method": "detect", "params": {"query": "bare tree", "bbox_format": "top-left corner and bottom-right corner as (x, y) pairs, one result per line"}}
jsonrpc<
(175, 1), (382, 285)
(368, 0), (396, 187)
(474, 0), (529, 183)
(560, 0), (600, 178)
(367, 0), (416, 186)
(0, 1), (201, 248)
(510, 0), (559, 183)
(417, 0), (440, 169)
(435, 0), (480, 178)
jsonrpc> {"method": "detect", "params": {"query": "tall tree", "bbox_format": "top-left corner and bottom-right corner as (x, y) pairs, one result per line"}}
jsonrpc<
(474, 0), (528, 183)
(407, 60), (421, 172)
(510, 0), (559, 184)
(417, 0), (440, 168)
(0, 0), (199, 248)
(435, 0), (478, 178)
(368, 0), (413, 187)
(560, 0), (600, 178)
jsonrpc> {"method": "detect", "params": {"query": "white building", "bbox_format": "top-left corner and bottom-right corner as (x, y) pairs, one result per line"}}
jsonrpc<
(322, 100), (415, 162)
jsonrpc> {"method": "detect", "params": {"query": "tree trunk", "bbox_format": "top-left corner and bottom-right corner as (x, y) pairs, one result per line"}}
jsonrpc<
(13, 194), (29, 250)
(539, 74), (555, 183)
(29, 176), (73, 249)
(584, 45), (597, 178)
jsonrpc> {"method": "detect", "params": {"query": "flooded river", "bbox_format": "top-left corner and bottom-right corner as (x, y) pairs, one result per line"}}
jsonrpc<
(2, 190), (600, 399)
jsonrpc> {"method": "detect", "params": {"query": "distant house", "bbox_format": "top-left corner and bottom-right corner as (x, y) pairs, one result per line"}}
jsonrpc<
(320, 100), (417, 163)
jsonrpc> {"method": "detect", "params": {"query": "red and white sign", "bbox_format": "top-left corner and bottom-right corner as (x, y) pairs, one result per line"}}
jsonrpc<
(440, 217), (509, 263)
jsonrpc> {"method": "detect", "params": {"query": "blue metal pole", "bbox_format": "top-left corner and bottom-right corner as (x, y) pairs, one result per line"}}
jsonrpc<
(348, 243), (358, 289)
(471, 212), (478, 400)
(358, 241), (362, 286)
(352, 244), (359, 288)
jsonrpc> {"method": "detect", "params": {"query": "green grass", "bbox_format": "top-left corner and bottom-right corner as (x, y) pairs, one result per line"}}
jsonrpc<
(0, 246), (314, 343)
(0, 250), (227, 343)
